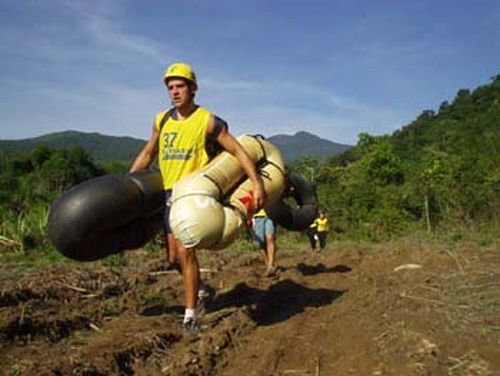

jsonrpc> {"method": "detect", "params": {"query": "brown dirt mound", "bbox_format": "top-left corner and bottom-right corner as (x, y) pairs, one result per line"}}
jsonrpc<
(1, 240), (499, 375)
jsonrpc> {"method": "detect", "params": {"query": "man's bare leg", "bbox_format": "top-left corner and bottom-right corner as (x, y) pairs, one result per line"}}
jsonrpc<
(177, 245), (199, 309)
(265, 234), (276, 267)
(263, 234), (277, 277)
(260, 248), (269, 266)
(166, 234), (181, 271)
(176, 242), (201, 331)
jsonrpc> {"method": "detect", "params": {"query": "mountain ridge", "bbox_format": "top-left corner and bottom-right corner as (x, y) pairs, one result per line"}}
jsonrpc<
(267, 131), (350, 161)
(0, 130), (351, 162)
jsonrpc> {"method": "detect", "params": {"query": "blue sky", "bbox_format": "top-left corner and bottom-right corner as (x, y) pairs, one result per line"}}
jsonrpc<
(0, 0), (499, 145)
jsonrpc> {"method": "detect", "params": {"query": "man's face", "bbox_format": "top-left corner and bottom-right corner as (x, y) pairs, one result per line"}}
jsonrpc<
(167, 78), (194, 108)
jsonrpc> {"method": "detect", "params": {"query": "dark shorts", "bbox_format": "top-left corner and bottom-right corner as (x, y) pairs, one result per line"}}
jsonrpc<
(163, 190), (173, 234)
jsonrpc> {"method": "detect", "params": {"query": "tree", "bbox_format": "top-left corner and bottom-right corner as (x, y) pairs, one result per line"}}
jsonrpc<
(31, 146), (55, 170)
(290, 156), (321, 183)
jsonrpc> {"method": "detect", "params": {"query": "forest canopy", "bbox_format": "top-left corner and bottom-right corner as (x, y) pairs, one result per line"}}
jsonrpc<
(291, 75), (500, 239)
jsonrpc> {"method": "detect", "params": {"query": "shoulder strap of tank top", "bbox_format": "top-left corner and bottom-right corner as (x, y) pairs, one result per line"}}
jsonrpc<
(158, 108), (174, 133)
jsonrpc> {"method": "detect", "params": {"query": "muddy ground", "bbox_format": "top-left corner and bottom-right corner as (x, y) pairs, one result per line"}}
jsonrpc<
(1, 238), (499, 375)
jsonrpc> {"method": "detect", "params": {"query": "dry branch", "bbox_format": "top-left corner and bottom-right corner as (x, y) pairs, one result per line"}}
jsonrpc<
(55, 281), (91, 293)
(89, 323), (102, 332)
(283, 371), (310, 374)
(400, 292), (447, 306)
(0, 235), (21, 249)
(148, 270), (179, 276)
(444, 249), (464, 274)
(149, 268), (217, 277)
(393, 263), (423, 272)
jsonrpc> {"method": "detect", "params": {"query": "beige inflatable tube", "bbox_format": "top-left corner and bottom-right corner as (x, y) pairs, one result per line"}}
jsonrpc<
(169, 135), (285, 249)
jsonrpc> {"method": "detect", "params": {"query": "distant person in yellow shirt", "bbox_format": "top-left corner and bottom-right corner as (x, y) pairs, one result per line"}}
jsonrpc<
(308, 209), (329, 252)
(306, 220), (318, 252)
(252, 208), (277, 277)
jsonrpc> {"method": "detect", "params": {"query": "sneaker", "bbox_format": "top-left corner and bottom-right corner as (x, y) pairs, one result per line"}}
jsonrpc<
(264, 265), (277, 278)
(183, 318), (200, 334)
(198, 283), (211, 299)
(163, 262), (181, 273)
(196, 282), (214, 314)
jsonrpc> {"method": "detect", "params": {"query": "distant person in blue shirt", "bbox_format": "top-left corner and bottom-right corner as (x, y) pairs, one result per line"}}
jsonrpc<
(252, 208), (277, 277)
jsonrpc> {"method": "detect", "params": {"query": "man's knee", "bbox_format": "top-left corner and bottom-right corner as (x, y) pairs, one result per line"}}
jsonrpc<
(166, 235), (178, 263)
(177, 246), (197, 265)
(266, 234), (275, 246)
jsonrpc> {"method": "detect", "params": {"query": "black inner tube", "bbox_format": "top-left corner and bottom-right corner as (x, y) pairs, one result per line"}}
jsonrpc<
(266, 170), (318, 231)
(48, 171), (164, 261)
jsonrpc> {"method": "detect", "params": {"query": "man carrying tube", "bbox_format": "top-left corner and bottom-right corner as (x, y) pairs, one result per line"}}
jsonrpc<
(130, 62), (266, 333)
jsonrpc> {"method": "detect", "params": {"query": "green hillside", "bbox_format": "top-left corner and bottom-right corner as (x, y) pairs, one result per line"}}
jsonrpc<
(0, 131), (145, 162)
(268, 131), (351, 162)
(0, 130), (350, 163)
(311, 75), (500, 238)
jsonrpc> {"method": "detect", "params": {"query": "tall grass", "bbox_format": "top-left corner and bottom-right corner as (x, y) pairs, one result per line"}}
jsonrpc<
(0, 202), (70, 267)
(0, 203), (49, 250)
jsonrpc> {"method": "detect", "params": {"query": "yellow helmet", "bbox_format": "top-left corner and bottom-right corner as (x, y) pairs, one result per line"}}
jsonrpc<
(163, 62), (197, 88)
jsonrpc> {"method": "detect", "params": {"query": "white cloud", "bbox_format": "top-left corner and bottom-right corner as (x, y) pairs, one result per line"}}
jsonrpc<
(0, 0), (175, 139)
(198, 75), (403, 144)
(57, 0), (170, 65)
(203, 78), (259, 92)
(209, 98), (403, 145)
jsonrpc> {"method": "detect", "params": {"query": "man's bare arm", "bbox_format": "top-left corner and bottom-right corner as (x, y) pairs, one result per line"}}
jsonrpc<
(129, 124), (160, 172)
(211, 119), (266, 209)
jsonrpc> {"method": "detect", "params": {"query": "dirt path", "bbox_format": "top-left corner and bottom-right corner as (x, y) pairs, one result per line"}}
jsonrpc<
(1, 239), (499, 375)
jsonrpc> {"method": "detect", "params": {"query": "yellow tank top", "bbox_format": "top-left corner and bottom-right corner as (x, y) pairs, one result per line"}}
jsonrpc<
(155, 107), (211, 189)
(253, 208), (267, 218)
(314, 217), (329, 232)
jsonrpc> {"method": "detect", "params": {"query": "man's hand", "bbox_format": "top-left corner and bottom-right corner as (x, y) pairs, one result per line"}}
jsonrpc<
(252, 178), (266, 210)
(214, 126), (267, 210)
